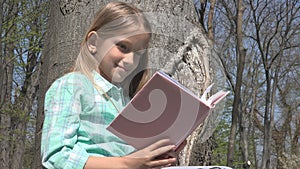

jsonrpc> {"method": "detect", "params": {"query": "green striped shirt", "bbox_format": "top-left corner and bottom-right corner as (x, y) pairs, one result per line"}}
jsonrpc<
(41, 72), (135, 169)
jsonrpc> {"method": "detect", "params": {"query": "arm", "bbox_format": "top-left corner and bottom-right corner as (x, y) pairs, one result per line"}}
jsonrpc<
(84, 139), (177, 169)
(41, 76), (89, 169)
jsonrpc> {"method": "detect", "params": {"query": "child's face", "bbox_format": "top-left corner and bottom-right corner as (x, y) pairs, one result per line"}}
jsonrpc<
(98, 33), (150, 83)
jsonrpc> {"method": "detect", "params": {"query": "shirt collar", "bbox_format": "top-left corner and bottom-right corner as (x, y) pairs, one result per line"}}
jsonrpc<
(92, 71), (122, 95)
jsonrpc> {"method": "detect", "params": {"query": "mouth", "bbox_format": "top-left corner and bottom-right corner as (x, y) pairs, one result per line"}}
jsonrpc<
(115, 63), (129, 72)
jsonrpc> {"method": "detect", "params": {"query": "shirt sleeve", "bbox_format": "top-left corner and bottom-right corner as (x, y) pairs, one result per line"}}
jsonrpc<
(41, 75), (89, 169)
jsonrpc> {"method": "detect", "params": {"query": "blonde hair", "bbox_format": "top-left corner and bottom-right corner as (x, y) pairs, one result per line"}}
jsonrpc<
(72, 2), (151, 98)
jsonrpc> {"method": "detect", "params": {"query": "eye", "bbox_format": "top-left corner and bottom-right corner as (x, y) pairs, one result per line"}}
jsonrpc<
(116, 43), (130, 53)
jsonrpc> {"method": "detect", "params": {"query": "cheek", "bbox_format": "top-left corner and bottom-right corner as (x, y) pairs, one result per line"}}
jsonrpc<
(134, 60), (140, 69)
(109, 48), (124, 61)
(95, 55), (104, 64)
(101, 49), (118, 65)
(98, 42), (118, 61)
(132, 56), (141, 69)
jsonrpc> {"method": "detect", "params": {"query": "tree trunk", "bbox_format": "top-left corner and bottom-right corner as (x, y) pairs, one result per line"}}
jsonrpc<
(227, 0), (246, 167)
(35, 1), (94, 167)
(0, 0), (9, 167)
(0, 0), (3, 98)
(12, 7), (43, 168)
(0, 74), (13, 168)
(0, 1), (16, 167)
(0, 38), (14, 169)
(236, 2), (249, 168)
(36, 0), (214, 168)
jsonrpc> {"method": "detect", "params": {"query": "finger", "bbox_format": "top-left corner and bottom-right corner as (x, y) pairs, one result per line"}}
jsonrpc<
(155, 153), (171, 160)
(151, 145), (175, 158)
(146, 138), (172, 151)
(165, 151), (177, 158)
(146, 157), (176, 168)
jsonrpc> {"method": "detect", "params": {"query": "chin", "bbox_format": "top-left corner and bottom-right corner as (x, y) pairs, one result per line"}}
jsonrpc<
(111, 74), (126, 83)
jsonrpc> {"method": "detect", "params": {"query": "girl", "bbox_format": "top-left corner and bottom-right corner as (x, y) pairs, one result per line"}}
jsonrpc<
(41, 2), (183, 169)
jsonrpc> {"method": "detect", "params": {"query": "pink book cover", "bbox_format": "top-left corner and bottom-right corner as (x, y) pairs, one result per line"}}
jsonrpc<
(106, 71), (229, 149)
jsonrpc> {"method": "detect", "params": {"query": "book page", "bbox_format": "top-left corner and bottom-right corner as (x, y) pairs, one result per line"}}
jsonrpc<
(208, 90), (230, 106)
(200, 83), (214, 101)
(200, 83), (229, 107)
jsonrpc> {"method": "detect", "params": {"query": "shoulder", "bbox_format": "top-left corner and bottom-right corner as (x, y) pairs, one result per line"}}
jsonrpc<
(51, 72), (90, 87)
(58, 72), (89, 83)
(46, 72), (92, 97)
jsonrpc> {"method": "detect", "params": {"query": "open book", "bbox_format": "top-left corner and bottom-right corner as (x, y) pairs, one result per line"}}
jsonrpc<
(107, 71), (229, 149)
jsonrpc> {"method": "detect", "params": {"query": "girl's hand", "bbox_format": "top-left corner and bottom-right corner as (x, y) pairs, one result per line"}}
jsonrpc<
(156, 139), (187, 166)
(124, 139), (177, 169)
